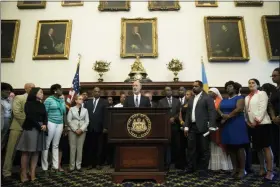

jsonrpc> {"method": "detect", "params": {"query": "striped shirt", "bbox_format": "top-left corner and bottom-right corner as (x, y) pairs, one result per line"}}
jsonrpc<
(44, 96), (66, 124)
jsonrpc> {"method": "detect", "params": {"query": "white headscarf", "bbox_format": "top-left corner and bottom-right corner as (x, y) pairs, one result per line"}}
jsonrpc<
(209, 87), (223, 100)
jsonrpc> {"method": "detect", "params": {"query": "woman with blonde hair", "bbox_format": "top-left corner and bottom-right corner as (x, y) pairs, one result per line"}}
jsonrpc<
(67, 95), (89, 171)
(208, 88), (232, 171)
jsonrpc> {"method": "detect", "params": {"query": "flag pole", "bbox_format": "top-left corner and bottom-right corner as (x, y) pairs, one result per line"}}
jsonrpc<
(77, 53), (81, 64)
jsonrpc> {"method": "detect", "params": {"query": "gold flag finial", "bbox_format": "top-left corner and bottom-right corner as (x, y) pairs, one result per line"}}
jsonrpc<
(201, 56), (204, 64)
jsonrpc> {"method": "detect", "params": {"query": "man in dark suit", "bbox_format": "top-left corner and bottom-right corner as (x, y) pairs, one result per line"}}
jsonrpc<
(183, 81), (216, 177)
(84, 87), (108, 170)
(38, 28), (56, 55)
(144, 91), (157, 108)
(123, 80), (151, 107)
(158, 86), (181, 169)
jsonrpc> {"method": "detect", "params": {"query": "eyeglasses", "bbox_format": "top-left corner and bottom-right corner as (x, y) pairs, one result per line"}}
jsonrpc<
(270, 75), (280, 78)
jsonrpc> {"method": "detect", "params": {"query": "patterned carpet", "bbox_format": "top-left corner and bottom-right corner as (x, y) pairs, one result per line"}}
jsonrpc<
(2, 166), (280, 187)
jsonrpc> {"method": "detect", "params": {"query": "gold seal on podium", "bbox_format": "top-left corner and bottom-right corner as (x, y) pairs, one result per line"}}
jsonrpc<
(127, 113), (152, 138)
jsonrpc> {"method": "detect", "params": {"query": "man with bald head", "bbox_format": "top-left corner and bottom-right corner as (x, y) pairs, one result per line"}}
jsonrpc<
(123, 80), (150, 107)
(2, 83), (35, 180)
(158, 86), (181, 169)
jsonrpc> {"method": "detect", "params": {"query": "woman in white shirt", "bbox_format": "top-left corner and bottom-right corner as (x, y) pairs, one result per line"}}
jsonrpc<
(244, 78), (274, 181)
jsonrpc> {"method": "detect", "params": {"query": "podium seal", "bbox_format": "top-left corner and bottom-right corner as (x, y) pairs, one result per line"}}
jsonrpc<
(127, 113), (152, 138)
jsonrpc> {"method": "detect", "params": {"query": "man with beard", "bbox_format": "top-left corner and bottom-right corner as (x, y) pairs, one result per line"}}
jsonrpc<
(123, 80), (150, 108)
(182, 80), (216, 177)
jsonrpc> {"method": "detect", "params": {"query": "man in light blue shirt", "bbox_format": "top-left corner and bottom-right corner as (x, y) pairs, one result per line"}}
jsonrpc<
(1, 82), (13, 150)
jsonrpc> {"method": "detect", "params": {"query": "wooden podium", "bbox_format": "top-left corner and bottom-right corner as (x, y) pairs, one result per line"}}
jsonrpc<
(107, 107), (170, 183)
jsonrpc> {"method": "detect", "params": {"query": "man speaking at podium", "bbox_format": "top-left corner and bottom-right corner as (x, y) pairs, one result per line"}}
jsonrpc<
(123, 80), (151, 108)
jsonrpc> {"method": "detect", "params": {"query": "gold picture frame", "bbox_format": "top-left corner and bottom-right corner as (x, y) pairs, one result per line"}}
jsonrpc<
(61, 1), (83, 6)
(262, 15), (280, 61)
(204, 16), (250, 62)
(235, 0), (263, 7)
(120, 18), (158, 58)
(148, 1), (180, 11)
(1, 20), (21, 63)
(98, 1), (130, 11)
(33, 20), (72, 60)
(195, 0), (218, 7)
(17, 1), (46, 9)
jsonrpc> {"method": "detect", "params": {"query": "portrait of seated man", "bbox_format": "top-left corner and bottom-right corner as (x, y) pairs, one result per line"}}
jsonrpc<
(1, 20), (20, 62)
(209, 23), (242, 57)
(125, 24), (153, 54)
(267, 20), (280, 57)
(37, 25), (66, 55)
(152, 1), (176, 7)
(103, 1), (127, 8)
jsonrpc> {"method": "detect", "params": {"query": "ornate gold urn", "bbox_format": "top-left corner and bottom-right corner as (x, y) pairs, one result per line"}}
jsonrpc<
(167, 59), (183, 82)
(93, 60), (111, 82)
(124, 56), (152, 82)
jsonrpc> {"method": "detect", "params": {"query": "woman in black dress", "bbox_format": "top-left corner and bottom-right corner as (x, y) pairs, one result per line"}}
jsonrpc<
(17, 87), (48, 182)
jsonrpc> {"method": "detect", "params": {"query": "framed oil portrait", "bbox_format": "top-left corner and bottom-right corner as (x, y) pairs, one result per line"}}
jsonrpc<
(17, 1), (46, 9)
(33, 20), (72, 60)
(204, 16), (250, 62)
(61, 1), (83, 6)
(195, 0), (218, 7)
(148, 1), (180, 11)
(235, 0), (263, 7)
(98, 1), (130, 11)
(262, 15), (280, 61)
(1, 20), (20, 63)
(120, 18), (158, 58)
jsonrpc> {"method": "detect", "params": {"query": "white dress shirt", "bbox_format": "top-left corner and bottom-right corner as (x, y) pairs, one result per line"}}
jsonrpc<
(245, 91), (271, 125)
(134, 94), (141, 107)
(92, 98), (99, 113)
(114, 103), (123, 108)
(179, 97), (185, 105)
(191, 91), (203, 122)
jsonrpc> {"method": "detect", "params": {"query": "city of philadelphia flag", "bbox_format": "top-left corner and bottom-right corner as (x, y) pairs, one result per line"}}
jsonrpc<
(66, 55), (81, 109)
(201, 57), (209, 93)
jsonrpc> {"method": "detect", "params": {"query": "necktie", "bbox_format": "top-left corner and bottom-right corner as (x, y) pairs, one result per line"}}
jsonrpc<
(93, 99), (97, 113)
(168, 98), (172, 107)
(135, 96), (139, 107)
(181, 98), (184, 105)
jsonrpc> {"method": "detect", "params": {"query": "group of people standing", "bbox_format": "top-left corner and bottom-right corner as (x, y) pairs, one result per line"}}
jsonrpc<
(1, 67), (280, 183)
(181, 68), (280, 182)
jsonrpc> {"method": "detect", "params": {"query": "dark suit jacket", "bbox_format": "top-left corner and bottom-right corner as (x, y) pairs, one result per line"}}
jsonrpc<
(180, 97), (189, 122)
(85, 98), (108, 133)
(123, 95), (151, 107)
(184, 92), (216, 133)
(151, 101), (157, 108)
(39, 34), (56, 55)
(158, 97), (181, 119)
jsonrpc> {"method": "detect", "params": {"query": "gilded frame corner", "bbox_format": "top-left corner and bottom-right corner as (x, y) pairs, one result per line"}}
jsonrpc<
(234, 0), (263, 7)
(32, 20), (72, 60)
(17, 1), (46, 9)
(120, 17), (158, 58)
(148, 1), (180, 11)
(204, 16), (250, 62)
(61, 1), (84, 7)
(261, 15), (280, 61)
(195, 0), (218, 7)
(98, 1), (130, 11)
(1, 20), (21, 63)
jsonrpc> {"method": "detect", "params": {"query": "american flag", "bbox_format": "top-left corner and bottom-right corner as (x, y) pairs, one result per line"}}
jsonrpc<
(66, 60), (80, 109)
